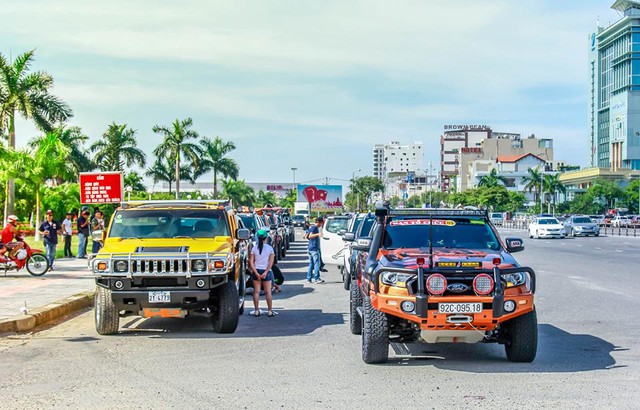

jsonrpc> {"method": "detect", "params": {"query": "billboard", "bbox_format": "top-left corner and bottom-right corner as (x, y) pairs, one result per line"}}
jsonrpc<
(297, 184), (343, 211)
(79, 172), (124, 204)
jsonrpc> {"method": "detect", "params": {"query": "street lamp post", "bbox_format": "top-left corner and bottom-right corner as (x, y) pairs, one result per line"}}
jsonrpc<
(126, 186), (132, 202)
(352, 169), (361, 211)
(291, 167), (297, 195)
(147, 189), (153, 201)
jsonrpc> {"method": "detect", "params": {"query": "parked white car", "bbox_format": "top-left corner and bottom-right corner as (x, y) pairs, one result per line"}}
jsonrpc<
(611, 215), (632, 227)
(528, 217), (566, 239)
(320, 215), (351, 267)
(489, 212), (504, 226)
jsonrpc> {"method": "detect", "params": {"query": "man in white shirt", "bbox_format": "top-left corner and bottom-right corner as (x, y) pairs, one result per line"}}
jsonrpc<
(61, 212), (74, 258)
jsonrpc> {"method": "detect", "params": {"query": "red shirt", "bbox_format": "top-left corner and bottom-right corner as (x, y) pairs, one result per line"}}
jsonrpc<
(1, 224), (15, 243)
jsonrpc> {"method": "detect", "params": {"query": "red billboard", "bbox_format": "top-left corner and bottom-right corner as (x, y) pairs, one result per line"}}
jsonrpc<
(79, 172), (124, 204)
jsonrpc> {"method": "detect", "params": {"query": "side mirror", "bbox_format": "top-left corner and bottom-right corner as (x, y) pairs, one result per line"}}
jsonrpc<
(505, 237), (524, 253)
(91, 229), (104, 242)
(337, 229), (346, 236)
(352, 237), (372, 252)
(237, 228), (251, 241)
(343, 232), (356, 242)
(270, 224), (277, 230)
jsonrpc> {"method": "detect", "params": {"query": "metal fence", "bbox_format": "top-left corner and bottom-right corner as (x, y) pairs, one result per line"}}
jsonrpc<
(500, 220), (640, 237)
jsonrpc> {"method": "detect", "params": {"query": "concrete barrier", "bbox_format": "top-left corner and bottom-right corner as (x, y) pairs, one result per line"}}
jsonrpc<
(0, 290), (94, 334)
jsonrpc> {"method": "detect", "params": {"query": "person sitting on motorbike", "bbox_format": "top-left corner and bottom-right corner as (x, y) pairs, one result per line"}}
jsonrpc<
(0, 215), (23, 259)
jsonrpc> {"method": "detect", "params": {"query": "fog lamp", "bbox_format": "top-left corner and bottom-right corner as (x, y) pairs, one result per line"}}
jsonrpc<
(401, 300), (416, 313)
(504, 300), (516, 313)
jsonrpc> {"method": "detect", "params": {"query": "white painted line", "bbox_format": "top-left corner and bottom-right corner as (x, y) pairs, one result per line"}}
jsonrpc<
(595, 247), (602, 250)
(576, 244), (583, 247)
(615, 249), (623, 252)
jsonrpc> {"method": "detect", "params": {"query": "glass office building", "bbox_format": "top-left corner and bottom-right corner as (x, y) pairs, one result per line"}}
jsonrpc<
(589, 0), (640, 170)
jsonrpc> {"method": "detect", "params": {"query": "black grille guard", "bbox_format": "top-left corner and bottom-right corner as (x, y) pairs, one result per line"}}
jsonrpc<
(372, 265), (536, 319)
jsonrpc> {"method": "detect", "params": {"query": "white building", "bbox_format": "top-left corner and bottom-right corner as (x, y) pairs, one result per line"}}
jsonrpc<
(372, 141), (424, 179)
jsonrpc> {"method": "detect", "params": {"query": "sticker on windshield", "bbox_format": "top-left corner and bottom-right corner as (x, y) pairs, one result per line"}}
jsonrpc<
(389, 219), (456, 227)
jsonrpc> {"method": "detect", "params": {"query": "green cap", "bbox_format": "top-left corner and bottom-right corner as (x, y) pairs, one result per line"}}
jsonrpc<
(257, 229), (268, 239)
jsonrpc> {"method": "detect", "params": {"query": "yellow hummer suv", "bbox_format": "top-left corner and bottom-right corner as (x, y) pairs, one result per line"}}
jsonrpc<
(91, 200), (251, 335)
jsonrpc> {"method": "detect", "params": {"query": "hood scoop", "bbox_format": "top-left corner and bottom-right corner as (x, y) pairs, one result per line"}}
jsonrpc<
(135, 246), (189, 253)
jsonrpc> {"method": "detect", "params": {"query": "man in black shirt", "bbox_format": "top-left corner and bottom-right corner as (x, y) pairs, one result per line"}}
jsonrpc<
(38, 210), (61, 271)
(77, 206), (90, 258)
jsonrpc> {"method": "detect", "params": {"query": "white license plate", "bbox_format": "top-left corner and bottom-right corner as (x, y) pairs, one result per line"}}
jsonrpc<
(148, 291), (171, 303)
(438, 303), (482, 314)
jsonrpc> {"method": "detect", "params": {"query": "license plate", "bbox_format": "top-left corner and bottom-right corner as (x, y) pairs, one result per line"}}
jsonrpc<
(438, 303), (482, 314)
(148, 291), (171, 303)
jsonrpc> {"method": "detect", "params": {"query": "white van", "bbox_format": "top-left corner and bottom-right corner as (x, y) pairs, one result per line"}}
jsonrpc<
(490, 212), (504, 226)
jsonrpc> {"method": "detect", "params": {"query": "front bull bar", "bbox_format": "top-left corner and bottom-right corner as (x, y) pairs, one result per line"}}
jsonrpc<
(371, 266), (536, 319)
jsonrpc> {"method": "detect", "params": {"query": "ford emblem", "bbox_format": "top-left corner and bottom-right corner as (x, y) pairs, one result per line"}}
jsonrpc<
(447, 283), (469, 293)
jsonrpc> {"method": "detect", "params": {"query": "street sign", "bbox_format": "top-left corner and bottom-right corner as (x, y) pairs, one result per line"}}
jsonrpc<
(79, 172), (124, 204)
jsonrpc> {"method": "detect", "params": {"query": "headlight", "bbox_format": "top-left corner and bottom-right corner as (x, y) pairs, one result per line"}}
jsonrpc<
(114, 260), (128, 273)
(381, 271), (415, 286)
(502, 272), (527, 287)
(191, 259), (207, 272)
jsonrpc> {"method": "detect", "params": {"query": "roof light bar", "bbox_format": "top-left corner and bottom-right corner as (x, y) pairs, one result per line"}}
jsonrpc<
(376, 208), (488, 217)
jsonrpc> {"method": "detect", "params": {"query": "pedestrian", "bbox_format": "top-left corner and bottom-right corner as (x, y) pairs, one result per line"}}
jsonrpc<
(249, 229), (276, 317)
(0, 215), (23, 259)
(91, 210), (105, 254)
(77, 206), (90, 259)
(38, 210), (61, 271)
(306, 217), (325, 284)
(61, 212), (74, 258)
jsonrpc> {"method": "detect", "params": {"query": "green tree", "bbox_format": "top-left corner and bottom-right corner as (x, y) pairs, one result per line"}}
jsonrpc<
(477, 168), (507, 188)
(199, 136), (239, 197)
(145, 157), (192, 195)
(279, 189), (297, 209)
(153, 118), (201, 199)
(221, 179), (255, 206)
(90, 123), (146, 171)
(0, 49), (73, 216)
(31, 125), (94, 176)
(30, 132), (75, 186)
(255, 190), (278, 207)
(522, 168), (543, 204)
(350, 176), (384, 210)
(543, 173), (566, 214)
(625, 179), (640, 213)
(124, 171), (147, 192)
(589, 179), (624, 209)
(41, 183), (81, 222)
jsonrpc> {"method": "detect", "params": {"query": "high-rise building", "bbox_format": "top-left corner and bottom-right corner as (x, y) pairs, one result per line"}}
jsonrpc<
(372, 141), (424, 179)
(440, 126), (492, 192)
(589, 0), (640, 171)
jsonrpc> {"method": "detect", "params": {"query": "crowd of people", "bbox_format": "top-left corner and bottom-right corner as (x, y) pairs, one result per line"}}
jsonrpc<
(0, 206), (105, 271)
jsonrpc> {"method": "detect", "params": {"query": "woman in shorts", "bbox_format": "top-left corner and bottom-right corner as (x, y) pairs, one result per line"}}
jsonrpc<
(250, 229), (276, 317)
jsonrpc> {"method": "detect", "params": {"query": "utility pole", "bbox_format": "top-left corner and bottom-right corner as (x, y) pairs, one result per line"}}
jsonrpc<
(291, 167), (297, 195)
(325, 177), (330, 186)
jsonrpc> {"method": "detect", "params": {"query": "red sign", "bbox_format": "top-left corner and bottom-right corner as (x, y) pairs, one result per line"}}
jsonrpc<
(79, 172), (124, 204)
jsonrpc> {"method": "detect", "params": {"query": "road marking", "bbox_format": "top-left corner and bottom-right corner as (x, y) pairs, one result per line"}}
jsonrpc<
(576, 244), (583, 247)
(595, 247), (602, 250)
(615, 249), (623, 252)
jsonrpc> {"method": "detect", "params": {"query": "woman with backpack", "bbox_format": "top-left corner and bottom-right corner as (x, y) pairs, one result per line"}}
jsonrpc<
(249, 229), (276, 317)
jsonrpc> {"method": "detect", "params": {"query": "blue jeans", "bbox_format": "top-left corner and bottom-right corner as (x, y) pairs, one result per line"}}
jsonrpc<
(307, 250), (321, 281)
(44, 242), (56, 267)
(92, 240), (102, 254)
(78, 233), (88, 258)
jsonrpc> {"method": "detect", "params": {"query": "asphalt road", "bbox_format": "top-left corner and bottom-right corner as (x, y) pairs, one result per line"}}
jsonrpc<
(1, 229), (638, 409)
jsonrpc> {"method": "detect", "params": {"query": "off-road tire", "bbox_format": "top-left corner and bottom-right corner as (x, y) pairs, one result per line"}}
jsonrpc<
(361, 296), (389, 363)
(238, 269), (246, 316)
(95, 286), (119, 335)
(504, 308), (538, 362)
(211, 281), (239, 333)
(349, 281), (362, 334)
(342, 265), (351, 290)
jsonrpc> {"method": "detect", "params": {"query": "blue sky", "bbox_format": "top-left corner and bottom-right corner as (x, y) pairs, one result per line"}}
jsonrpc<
(1, 1), (622, 189)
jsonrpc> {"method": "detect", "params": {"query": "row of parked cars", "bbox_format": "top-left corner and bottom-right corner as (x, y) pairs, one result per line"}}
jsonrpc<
(318, 207), (537, 364)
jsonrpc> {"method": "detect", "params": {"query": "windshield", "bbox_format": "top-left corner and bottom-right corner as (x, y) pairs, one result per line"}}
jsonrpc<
(109, 209), (229, 238)
(293, 215), (305, 221)
(382, 217), (500, 251)
(359, 216), (375, 237)
(490, 213), (502, 218)
(324, 218), (350, 234)
(573, 217), (592, 224)
(350, 215), (364, 233)
(537, 218), (559, 225)
(238, 214), (255, 230)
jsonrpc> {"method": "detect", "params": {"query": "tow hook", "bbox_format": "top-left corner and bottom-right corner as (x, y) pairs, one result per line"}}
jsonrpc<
(446, 315), (473, 324)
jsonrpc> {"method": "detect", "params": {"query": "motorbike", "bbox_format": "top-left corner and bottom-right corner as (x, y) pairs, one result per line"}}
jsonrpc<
(0, 236), (50, 276)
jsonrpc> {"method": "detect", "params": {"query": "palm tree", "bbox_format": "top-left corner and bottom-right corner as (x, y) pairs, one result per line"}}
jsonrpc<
(145, 157), (192, 194)
(90, 123), (146, 172)
(477, 168), (507, 188)
(32, 125), (94, 174)
(152, 118), (201, 199)
(522, 167), (543, 205)
(199, 136), (239, 197)
(0, 49), (73, 217)
(543, 174), (566, 214)
(221, 179), (255, 206)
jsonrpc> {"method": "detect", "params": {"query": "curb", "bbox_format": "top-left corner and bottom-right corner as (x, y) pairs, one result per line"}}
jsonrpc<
(0, 290), (94, 334)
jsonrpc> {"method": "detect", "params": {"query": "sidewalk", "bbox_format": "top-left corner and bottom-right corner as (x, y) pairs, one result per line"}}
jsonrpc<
(0, 257), (94, 322)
